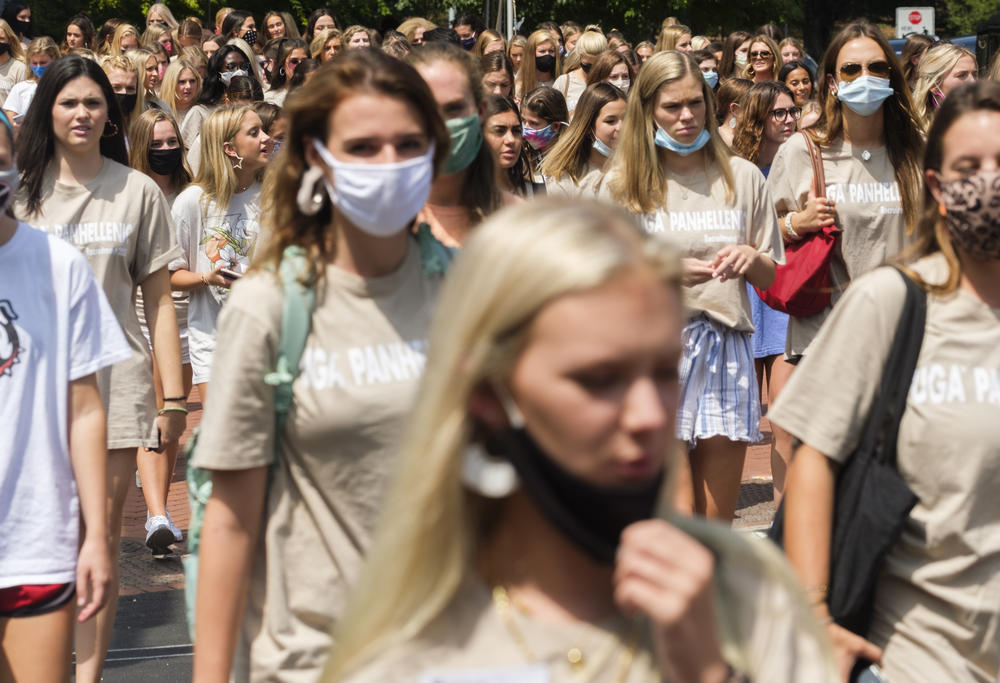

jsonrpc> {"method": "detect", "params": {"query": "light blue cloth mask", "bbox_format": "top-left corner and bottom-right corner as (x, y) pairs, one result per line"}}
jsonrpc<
(653, 124), (710, 156)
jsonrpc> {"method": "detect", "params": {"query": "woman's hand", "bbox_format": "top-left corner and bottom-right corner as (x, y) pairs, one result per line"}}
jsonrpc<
(820, 613), (883, 682)
(683, 258), (717, 286)
(790, 187), (836, 235)
(711, 244), (759, 282)
(76, 534), (110, 622)
(614, 520), (731, 683)
(155, 409), (187, 447)
(204, 264), (233, 289)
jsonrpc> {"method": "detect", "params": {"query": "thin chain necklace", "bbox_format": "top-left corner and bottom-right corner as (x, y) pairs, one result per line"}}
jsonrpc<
(491, 585), (639, 682)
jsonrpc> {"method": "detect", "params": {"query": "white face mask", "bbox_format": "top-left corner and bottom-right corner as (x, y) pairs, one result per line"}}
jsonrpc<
(220, 68), (248, 86)
(312, 140), (435, 237)
(609, 78), (630, 93)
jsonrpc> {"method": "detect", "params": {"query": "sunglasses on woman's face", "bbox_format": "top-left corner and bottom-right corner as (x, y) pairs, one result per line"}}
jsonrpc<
(838, 60), (891, 81)
(749, 50), (772, 60)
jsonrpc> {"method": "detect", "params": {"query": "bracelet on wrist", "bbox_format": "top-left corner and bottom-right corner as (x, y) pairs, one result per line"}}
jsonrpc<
(784, 212), (800, 239)
(162, 396), (187, 403)
(158, 406), (189, 416)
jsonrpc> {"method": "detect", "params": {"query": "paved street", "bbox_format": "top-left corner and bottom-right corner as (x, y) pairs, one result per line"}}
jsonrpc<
(101, 388), (777, 680)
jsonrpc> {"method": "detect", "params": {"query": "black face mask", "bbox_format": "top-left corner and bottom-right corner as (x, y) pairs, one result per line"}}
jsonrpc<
(148, 147), (182, 175)
(242, 28), (257, 45)
(13, 19), (30, 38)
(0, 43), (10, 56)
(535, 54), (556, 73)
(116, 92), (137, 115)
(581, 61), (592, 73)
(493, 425), (665, 565)
(460, 36), (476, 50)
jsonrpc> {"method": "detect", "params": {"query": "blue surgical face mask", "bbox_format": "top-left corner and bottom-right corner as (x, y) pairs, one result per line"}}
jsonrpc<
(653, 124), (710, 156)
(703, 70), (719, 89)
(836, 75), (894, 116)
(592, 138), (613, 157)
(30, 63), (47, 79)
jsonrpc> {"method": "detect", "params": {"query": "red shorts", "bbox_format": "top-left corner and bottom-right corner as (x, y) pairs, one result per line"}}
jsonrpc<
(0, 583), (75, 618)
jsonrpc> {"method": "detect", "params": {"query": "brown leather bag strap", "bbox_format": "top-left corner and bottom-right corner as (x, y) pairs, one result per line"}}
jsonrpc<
(801, 132), (826, 199)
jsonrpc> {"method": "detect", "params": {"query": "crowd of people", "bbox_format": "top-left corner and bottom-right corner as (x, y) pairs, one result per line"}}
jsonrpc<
(0, 4), (998, 683)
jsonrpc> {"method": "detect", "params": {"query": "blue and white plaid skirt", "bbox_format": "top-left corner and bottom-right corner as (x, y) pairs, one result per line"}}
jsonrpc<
(676, 315), (762, 447)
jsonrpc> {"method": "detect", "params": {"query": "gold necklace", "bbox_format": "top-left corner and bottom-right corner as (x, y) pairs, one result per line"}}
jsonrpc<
(491, 585), (640, 682)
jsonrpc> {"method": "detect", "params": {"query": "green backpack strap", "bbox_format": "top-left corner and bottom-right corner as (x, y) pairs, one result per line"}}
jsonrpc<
(184, 245), (315, 638)
(263, 245), (316, 451)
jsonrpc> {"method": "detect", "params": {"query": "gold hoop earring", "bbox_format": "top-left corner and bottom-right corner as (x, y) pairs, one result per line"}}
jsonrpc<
(102, 121), (119, 138)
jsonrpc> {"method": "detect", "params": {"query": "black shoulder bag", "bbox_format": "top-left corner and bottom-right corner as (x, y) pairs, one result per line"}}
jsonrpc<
(769, 267), (925, 637)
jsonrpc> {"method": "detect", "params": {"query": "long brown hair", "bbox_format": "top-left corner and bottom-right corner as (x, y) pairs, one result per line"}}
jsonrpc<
(608, 50), (734, 214)
(128, 108), (192, 192)
(256, 50), (449, 279)
(899, 81), (1000, 294)
(815, 21), (924, 228)
(541, 82), (624, 181)
(732, 82), (793, 166)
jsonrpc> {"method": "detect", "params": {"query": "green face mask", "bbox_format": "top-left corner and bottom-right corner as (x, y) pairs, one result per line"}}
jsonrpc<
(443, 114), (483, 174)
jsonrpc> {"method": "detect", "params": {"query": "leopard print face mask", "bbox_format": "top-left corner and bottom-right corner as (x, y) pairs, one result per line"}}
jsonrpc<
(940, 170), (1000, 260)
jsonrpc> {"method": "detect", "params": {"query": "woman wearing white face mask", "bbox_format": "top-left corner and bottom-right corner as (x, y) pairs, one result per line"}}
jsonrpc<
(588, 49), (633, 95)
(766, 21), (924, 362)
(604, 51), (783, 522)
(542, 82), (625, 196)
(191, 49), (450, 682)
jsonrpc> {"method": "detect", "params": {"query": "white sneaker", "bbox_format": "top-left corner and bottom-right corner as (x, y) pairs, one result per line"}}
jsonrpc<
(145, 515), (174, 557)
(146, 511), (183, 543)
(166, 511), (183, 542)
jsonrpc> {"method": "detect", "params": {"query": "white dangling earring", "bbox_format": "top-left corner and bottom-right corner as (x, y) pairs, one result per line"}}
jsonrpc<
(729, 117), (737, 129)
(462, 442), (518, 498)
(296, 165), (327, 215)
(232, 153), (244, 170)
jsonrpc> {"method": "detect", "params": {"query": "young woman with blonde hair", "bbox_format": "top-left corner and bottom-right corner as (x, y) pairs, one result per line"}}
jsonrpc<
(772, 80), (1000, 682)
(311, 28), (342, 62)
(146, 3), (178, 30)
(552, 29), (608, 115)
(408, 41), (503, 247)
(14, 54), (184, 683)
(396, 16), (434, 46)
(191, 49), (450, 681)
(321, 198), (836, 682)
(542, 82), (625, 195)
(168, 105), (269, 404)
(4, 36), (58, 126)
(160, 59), (202, 127)
(778, 36), (805, 64)
(126, 47), (163, 104)
(108, 23), (140, 55)
(342, 25), (371, 50)
(605, 51), (783, 522)
(102, 55), (144, 136)
(141, 23), (173, 59)
(515, 29), (560, 99)
(129, 108), (193, 553)
(507, 33), (526, 72)
(743, 34), (782, 83)
(657, 23), (692, 53)
(767, 21), (925, 362)
(911, 42), (977, 129)
(0, 18), (28, 104)
(473, 28), (504, 57)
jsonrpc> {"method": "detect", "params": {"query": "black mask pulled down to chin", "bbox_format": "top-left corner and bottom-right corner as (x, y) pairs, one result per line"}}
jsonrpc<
(491, 425), (665, 566)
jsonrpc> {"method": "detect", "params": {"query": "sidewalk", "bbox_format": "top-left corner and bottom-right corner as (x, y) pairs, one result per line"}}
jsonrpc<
(117, 388), (777, 598)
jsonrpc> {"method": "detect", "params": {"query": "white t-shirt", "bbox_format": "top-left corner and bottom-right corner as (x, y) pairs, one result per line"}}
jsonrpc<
(0, 57), (28, 106)
(0, 224), (129, 588)
(168, 183), (261, 384)
(3, 79), (36, 118)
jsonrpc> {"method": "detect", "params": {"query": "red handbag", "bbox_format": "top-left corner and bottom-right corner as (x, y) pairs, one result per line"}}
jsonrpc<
(755, 133), (839, 317)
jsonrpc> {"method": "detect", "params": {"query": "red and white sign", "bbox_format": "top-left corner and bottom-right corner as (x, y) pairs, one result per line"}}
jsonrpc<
(896, 7), (935, 38)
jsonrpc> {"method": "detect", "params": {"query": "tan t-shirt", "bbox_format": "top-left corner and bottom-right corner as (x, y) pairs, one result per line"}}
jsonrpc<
(612, 157), (784, 332)
(769, 254), (1000, 682)
(0, 57), (27, 105)
(193, 242), (441, 682)
(766, 134), (911, 356)
(545, 164), (604, 199)
(16, 159), (179, 449)
(342, 539), (834, 682)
